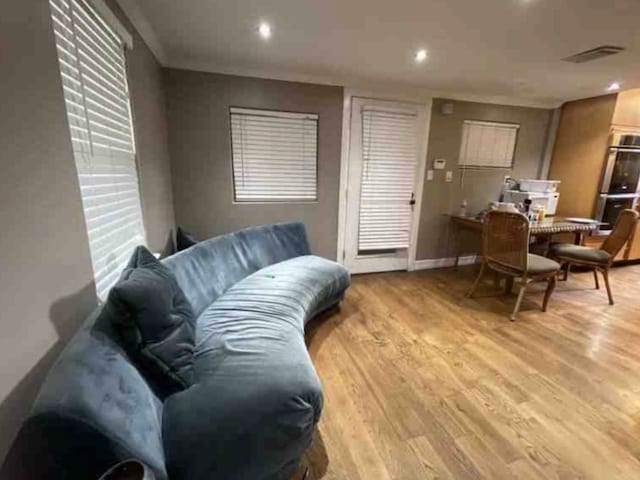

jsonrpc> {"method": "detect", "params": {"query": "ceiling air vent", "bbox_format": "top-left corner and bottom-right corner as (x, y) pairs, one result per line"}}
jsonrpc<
(563, 45), (625, 63)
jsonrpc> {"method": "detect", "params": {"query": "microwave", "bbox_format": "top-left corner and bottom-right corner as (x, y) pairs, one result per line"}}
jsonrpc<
(503, 190), (560, 215)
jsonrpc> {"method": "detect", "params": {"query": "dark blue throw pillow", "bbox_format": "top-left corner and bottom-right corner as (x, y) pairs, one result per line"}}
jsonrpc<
(100, 246), (196, 396)
(176, 227), (198, 252)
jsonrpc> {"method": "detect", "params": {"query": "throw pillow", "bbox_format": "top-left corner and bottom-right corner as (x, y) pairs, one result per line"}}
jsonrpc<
(100, 246), (196, 396)
(176, 227), (199, 252)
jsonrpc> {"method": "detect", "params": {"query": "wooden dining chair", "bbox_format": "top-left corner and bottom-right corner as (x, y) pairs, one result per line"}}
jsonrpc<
(467, 210), (561, 320)
(549, 208), (639, 305)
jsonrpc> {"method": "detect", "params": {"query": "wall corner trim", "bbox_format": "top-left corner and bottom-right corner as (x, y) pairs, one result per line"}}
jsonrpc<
(115, 0), (168, 63)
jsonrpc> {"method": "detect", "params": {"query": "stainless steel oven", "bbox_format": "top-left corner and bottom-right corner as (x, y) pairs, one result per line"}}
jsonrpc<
(596, 194), (640, 232)
(597, 131), (640, 232)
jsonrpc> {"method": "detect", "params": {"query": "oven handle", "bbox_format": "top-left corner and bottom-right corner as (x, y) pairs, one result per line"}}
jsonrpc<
(599, 193), (640, 199)
(609, 146), (640, 153)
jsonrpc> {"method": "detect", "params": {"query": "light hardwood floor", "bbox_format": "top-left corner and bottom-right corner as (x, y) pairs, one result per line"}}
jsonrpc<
(301, 264), (640, 480)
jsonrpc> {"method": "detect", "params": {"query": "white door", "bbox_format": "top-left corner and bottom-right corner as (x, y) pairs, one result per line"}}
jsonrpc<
(343, 97), (427, 273)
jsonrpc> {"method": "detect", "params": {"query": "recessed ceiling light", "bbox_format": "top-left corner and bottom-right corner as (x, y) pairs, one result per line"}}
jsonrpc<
(258, 22), (272, 40)
(415, 49), (428, 63)
(607, 82), (621, 91)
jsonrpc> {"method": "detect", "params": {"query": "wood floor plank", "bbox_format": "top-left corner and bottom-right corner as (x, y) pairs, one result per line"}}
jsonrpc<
(302, 265), (640, 479)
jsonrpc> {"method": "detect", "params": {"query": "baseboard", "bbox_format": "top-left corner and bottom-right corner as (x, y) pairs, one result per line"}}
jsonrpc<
(410, 255), (478, 271)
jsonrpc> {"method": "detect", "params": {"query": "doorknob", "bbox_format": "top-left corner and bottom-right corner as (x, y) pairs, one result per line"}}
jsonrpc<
(410, 192), (416, 206)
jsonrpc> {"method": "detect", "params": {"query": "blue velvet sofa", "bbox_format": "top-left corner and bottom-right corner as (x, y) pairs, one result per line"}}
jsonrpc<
(8, 222), (350, 480)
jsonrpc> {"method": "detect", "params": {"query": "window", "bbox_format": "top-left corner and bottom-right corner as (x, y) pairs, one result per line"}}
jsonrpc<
(458, 120), (519, 168)
(50, 0), (145, 299)
(230, 108), (318, 202)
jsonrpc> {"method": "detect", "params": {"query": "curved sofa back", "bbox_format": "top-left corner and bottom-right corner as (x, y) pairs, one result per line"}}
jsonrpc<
(3, 309), (167, 480)
(4, 222), (311, 479)
(163, 222), (311, 317)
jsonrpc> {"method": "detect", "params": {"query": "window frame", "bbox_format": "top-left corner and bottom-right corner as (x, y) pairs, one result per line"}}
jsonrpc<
(50, 0), (146, 300)
(458, 119), (520, 169)
(228, 106), (320, 204)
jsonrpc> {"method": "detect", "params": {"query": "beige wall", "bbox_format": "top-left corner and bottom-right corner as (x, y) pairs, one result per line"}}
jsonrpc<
(416, 98), (554, 260)
(164, 70), (344, 259)
(0, 0), (176, 463)
(0, 0), (98, 462)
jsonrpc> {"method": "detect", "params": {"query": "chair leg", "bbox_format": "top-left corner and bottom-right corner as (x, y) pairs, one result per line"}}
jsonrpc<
(542, 274), (557, 312)
(467, 263), (486, 298)
(563, 263), (571, 281)
(504, 276), (514, 296)
(602, 267), (614, 305)
(510, 280), (529, 321)
(593, 269), (600, 290)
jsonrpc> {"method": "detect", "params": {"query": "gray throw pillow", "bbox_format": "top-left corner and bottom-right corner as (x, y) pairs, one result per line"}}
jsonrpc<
(176, 226), (198, 252)
(100, 246), (196, 396)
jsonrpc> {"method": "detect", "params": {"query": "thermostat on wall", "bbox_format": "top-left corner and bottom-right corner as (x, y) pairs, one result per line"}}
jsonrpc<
(433, 158), (446, 170)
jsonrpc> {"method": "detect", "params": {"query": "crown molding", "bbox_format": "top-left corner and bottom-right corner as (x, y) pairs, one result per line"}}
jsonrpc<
(116, 0), (168, 65)
(167, 59), (563, 109)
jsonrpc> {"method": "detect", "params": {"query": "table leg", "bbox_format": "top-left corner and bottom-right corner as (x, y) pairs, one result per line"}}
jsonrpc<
(454, 225), (461, 270)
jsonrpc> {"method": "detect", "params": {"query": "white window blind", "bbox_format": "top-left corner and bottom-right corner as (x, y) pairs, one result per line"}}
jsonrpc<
(230, 108), (318, 202)
(358, 108), (418, 251)
(50, 0), (145, 300)
(459, 120), (519, 168)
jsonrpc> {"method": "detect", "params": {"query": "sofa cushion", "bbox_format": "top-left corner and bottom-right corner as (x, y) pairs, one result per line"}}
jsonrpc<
(163, 222), (312, 317)
(549, 243), (612, 264)
(162, 255), (350, 480)
(176, 226), (198, 252)
(100, 246), (196, 396)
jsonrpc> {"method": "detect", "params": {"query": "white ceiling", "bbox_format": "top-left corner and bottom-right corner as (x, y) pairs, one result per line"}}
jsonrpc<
(118, 0), (640, 108)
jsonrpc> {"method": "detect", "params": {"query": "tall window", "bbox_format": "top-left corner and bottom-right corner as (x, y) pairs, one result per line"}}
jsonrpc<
(50, 0), (145, 299)
(230, 108), (318, 202)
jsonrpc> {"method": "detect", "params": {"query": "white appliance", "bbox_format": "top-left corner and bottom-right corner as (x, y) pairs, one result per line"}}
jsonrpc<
(503, 190), (560, 215)
(518, 179), (560, 193)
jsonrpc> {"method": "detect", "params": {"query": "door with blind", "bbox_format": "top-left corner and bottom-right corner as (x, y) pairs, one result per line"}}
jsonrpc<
(343, 98), (427, 273)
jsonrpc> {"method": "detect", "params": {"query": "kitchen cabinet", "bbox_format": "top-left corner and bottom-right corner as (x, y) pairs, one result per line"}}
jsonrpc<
(548, 94), (617, 218)
(549, 89), (640, 264)
(612, 89), (640, 129)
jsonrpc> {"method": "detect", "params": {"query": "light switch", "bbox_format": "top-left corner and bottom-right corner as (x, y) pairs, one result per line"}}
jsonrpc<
(427, 169), (434, 181)
(433, 158), (446, 170)
(445, 170), (453, 182)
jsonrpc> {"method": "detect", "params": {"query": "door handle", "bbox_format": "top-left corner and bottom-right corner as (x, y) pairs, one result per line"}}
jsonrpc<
(410, 192), (416, 206)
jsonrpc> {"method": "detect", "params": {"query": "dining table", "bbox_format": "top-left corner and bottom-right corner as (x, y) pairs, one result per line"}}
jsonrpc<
(450, 215), (600, 268)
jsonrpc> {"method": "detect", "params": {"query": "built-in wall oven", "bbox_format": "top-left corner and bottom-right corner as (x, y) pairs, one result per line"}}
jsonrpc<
(597, 131), (640, 232)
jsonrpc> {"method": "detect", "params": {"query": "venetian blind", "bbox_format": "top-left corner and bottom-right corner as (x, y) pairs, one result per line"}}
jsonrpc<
(358, 108), (418, 251)
(230, 108), (318, 202)
(50, 0), (145, 299)
(458, 120), (519, 168)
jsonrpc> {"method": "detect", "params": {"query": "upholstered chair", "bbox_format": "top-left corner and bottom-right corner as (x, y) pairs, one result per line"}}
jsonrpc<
(468, 210), (561, 320)
(549, 208), (639, 305)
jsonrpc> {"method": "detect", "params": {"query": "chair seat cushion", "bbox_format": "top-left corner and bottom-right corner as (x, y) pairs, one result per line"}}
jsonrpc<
(528, 253), (560, 274)
(549, 243), (611, 264)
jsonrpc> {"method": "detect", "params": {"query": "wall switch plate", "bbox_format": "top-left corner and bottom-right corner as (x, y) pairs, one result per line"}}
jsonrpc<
(433, 158), (446, 170)
(427, 169), (434, 181)
(445, 170), (453, 182)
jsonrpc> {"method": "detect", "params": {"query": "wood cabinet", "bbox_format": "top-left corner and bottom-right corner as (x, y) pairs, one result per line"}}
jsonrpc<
(548, 94), (617, 218)
(612, 89), (640, 128)
(549, 89), (640, 263)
